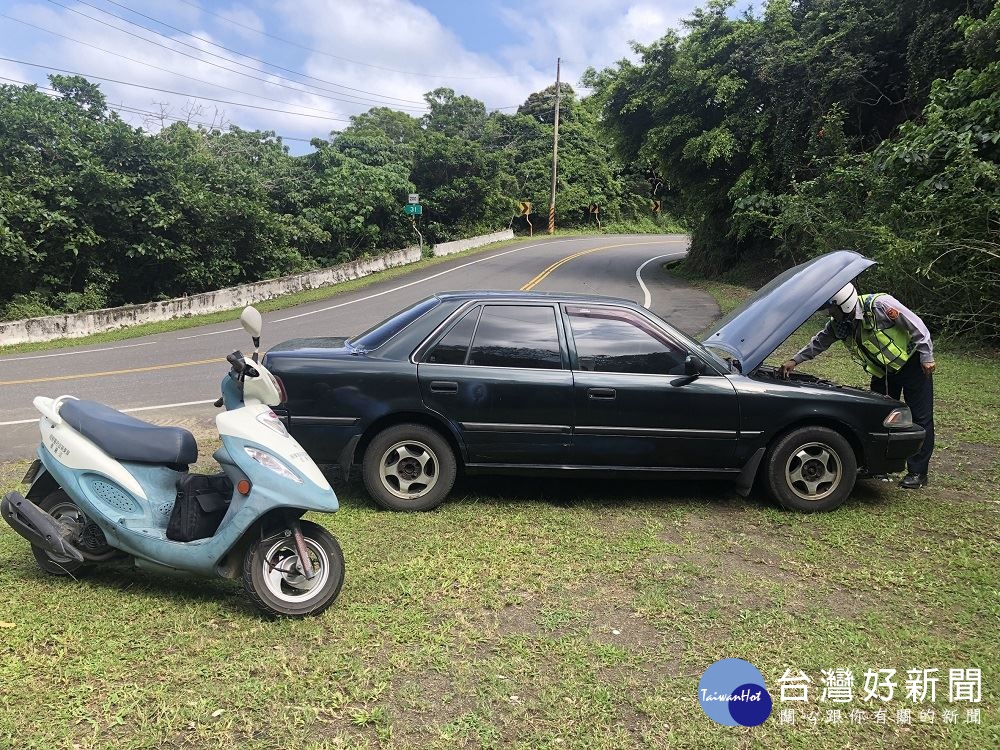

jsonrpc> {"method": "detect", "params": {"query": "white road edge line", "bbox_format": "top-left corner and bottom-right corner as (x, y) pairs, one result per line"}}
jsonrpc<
(636, 252), (687, 308)
(0, 399), (217, 427)
(178, 237), (687, 335)
(1, 341), (154, 362)
(176, 327), (241, 340)
(271, 237), (592, 323)
(175, 239), (582, 338)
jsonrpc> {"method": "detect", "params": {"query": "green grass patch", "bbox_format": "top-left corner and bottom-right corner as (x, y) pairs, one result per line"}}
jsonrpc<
(0, 270), (996, 749)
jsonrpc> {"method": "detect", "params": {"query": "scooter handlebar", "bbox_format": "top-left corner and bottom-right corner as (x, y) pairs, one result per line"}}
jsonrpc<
(226, 351), (259, 378)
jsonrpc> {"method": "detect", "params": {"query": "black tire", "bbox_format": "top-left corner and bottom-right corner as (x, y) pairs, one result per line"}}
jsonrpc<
(362, 423), (457, 511)
(243, 520), (344, 618)
(764, 426), (857, 512)
(30, 490), (89, 576)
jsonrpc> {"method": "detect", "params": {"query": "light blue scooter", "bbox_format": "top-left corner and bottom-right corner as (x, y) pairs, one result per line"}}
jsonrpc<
(2, 307), (344, 618)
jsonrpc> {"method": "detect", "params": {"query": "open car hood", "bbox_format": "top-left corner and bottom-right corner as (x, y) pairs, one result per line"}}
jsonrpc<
(699, 250), (876, 373)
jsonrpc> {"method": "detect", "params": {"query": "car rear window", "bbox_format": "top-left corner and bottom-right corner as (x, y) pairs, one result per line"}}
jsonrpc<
(425, 306), (481, 364)
(350, 297), (441, 350)
(468, 305), (562, 369)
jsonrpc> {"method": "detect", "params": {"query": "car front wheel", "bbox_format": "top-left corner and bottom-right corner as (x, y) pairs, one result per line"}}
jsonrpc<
(362, 423), (457, 511)
(764, 426), (857, 512)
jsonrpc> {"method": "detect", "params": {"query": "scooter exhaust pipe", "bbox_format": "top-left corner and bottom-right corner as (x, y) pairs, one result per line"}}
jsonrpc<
(2, 492), (85, 563)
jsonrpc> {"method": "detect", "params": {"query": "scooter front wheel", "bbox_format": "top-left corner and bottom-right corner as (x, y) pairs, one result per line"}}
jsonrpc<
(243, 520), (344, 618)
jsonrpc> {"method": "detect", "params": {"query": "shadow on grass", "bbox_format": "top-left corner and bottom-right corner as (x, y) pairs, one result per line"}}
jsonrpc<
(9, 553), (262, 616)
(335, 470), (900, 514)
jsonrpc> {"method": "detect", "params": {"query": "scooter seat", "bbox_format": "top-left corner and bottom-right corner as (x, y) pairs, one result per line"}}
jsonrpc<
(60, 400), (198, 466)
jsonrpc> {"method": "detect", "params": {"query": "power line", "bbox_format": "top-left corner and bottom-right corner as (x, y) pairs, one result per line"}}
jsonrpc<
(0, 14), (419, 119)
(175, 0), (519, 82)
(72, 0), (428, 106)
(0, 57), (355, 122)
(43, 0), (429, 111)
(0, 74), (315, 142)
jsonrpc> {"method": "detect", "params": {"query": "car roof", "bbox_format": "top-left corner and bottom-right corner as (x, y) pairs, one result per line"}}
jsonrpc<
(433, 290), (637, 306)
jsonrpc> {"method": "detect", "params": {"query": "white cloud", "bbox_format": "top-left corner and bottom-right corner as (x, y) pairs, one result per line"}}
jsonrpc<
(215, 4), (265, 42)
(495, 0), (687, 89)
(0, 0), (695, 148)
(278, 0), (550, 114)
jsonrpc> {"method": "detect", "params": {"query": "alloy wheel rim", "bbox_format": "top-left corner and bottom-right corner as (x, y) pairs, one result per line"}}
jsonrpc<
(261, 537), (330, 603)
(379, 439), (439, 500)
(785, 442), (842, 501)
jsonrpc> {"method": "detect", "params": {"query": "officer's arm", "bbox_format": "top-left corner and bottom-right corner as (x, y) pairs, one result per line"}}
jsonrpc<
(874, 296), (934, 364)
(792, 320), (838, 364)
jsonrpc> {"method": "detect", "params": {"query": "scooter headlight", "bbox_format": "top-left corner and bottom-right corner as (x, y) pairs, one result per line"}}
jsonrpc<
(243, 447), (302, 483)
(256, 410), (289, 437)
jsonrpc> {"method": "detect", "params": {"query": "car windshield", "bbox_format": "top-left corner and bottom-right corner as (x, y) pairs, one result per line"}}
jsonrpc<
(350, 297), (441, 350)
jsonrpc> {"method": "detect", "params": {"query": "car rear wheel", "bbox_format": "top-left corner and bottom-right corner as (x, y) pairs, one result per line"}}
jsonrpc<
(362, 423), (457, 511)
(764, 426), (857, 512)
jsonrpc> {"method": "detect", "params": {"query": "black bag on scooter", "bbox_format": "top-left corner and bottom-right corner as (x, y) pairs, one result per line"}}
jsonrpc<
(166, 473), (233, 542)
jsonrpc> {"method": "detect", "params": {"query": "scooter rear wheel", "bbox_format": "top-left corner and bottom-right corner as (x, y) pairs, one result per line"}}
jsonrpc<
(31, 491), (88, 576)
(243, 520), (344, 618)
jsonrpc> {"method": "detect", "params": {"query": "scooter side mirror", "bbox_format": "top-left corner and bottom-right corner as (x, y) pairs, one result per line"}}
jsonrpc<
(240, 306), (263, 341)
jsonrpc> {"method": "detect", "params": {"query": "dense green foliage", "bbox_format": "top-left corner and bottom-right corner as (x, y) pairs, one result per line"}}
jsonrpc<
(0, 78), (664, 321)
(8, 2), (996, 335)
(585, 0), (999, 337)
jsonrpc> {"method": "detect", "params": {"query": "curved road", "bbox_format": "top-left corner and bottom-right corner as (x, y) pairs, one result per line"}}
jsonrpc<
(0, 234), (719, 460)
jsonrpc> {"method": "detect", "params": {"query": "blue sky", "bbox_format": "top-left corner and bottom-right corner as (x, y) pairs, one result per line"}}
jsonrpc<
(0, 0), (703, 152)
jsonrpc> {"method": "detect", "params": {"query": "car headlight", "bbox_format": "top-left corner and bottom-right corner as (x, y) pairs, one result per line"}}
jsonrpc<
(883, 407), (913, 428)
(243, 447), (302, 483)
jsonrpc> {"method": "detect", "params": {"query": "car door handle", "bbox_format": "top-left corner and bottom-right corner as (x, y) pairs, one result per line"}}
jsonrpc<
(430, 381), (458, 394)
(587, 387), (616, 400)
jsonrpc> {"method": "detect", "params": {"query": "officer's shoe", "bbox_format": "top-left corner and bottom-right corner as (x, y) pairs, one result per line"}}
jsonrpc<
(900, 473), (928, 489)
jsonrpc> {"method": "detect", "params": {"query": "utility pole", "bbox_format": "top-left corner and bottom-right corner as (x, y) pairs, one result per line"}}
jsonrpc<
(548, 57), (561, 235)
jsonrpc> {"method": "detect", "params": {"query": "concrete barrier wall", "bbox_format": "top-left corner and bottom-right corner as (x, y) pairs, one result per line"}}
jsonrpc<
(434, 228), (513, 257)
(0, 229), (513, 346)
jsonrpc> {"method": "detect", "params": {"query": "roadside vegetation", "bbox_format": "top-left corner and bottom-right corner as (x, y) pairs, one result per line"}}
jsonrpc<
(586, 0), (999, 339)
(1, 272), (995, 750)
(1, 77), (671, 323)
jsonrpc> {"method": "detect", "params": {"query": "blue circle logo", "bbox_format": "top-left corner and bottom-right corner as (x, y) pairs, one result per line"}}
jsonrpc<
(698, 658), (773, 726)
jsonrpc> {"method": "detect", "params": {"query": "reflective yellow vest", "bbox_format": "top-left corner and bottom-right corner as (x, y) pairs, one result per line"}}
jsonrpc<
(843, 294), (914, 378)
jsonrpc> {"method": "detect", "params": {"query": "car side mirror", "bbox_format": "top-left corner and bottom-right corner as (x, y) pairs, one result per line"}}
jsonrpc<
(671, 356), (705, 387)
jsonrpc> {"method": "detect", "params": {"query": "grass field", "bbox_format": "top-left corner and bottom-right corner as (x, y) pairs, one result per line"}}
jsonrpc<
(0, 273), (996, 749)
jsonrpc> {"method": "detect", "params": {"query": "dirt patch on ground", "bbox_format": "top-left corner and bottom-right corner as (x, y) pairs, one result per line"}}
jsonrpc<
(931, 441), (1000, 496)
(487, 585), (672, 656)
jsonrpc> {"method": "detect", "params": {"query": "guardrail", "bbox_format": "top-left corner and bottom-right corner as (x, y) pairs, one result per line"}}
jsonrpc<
(0, 229), (514, 346)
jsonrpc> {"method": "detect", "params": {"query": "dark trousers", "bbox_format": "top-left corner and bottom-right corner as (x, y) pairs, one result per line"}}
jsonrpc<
(871, 356), (934, 475)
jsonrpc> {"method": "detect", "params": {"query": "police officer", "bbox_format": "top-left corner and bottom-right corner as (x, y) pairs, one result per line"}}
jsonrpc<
(779, 283), (935, 489)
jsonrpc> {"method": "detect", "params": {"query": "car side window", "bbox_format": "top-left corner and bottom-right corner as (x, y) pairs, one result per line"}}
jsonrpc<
(425, 306), (481, 364)
(468, 305), (562, 369)
(567, 305), (688, 375)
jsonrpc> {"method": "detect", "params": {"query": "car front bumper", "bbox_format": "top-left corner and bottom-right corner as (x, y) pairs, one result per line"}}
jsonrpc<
(865, 425), (926, 474)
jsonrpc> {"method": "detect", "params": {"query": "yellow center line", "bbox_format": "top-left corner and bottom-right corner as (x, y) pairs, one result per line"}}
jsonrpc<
(0, 357), (225, 387)
(520, 240), (667, 291)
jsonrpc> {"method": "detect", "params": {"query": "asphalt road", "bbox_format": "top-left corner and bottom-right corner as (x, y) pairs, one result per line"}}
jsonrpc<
(0, 234), (719, 460)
